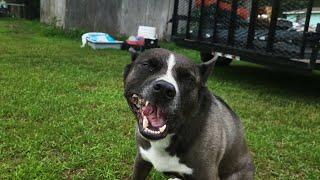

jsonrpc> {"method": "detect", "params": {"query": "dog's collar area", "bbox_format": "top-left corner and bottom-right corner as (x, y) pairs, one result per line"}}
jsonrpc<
(130, 94), (168, 140)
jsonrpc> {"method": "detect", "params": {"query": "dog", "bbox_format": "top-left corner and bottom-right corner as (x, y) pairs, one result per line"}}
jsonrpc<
(123, 48), (254, 180)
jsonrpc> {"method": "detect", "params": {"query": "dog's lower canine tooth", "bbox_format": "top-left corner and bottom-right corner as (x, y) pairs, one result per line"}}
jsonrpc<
(159, 125), (166, 133)
(143, 116), (148, 129)
(145, 101), (149, 106)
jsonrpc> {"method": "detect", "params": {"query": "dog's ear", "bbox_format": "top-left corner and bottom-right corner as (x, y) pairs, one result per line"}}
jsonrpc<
(129, 47), (140, 62)
(198, 53), (219, 85)
(125, 48), (140, 80)
(123, 64), (132, 80)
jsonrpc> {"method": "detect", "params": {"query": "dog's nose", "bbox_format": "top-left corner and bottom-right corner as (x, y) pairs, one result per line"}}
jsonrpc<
(153, 80), (176, 100)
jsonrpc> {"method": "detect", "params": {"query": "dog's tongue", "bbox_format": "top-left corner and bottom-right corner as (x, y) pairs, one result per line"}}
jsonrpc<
(142, 105), (165, 127)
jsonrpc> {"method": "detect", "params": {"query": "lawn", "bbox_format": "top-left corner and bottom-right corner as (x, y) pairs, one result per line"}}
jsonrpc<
(0, 19), (319, 179)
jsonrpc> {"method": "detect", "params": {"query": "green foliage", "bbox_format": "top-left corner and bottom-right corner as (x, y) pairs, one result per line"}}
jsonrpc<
(0, 19), (320, 179)
(42, 25), (86, 40)
(40, 17), (86, 39)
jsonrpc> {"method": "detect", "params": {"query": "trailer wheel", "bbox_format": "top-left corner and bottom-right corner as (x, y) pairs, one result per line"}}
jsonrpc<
(200, 52), (233, 66)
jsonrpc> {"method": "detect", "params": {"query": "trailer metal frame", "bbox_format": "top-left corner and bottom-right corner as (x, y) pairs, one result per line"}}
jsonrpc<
(171, 0), (320, 72)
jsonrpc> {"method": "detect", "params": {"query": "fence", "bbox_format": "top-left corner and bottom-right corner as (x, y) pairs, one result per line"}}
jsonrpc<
(40, 0), (175, 39)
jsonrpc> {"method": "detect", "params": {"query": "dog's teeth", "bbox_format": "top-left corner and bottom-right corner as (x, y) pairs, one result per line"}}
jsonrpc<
(159, 125), (166, 133)
(132, 94), (138, 98)
(145, 101), (149, 106)
(143, 116), (148, 129)
(145, 128), (157, 134)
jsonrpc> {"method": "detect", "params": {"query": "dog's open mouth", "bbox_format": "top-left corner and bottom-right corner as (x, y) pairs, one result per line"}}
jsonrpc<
(130, 94), (168, 139)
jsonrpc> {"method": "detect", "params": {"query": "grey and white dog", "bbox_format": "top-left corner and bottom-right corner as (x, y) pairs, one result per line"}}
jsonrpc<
(123, 48), (254, 180)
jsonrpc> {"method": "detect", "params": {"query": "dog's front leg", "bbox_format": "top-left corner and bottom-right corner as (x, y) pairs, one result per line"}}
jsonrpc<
(132, 153), (152, 180)
(221, 169), (254, 180)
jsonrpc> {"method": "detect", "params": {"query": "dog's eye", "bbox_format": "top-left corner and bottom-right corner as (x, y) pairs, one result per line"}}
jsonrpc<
(179, 71), (195, 83)
(142, 62), (150, 68)
(185, 74), (195, 82)
(141, 60), (158, 72)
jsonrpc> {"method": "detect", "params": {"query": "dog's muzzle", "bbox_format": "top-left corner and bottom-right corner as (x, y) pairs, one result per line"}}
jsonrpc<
(152, 80), (176, 102)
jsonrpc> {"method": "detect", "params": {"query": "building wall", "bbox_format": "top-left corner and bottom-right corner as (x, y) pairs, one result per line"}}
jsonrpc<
(286, 14), (298, 23)
(40, 0), (174, 39)
(40, 0), (66, 27)
(120, 0), (174, 39)
(286, 13), (320, 27)
(310, 13), (320, 27)
(65, 0), (122, 35)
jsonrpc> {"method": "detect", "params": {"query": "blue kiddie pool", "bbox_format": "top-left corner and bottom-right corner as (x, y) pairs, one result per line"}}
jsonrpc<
(81, 32), (123, 50)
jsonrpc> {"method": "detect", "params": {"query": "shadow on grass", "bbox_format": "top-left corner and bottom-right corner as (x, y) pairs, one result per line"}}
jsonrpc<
(213, 62), (320, 100)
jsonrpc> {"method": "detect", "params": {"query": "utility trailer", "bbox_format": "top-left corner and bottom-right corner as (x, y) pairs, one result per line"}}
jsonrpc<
(171, 0), (320, 72)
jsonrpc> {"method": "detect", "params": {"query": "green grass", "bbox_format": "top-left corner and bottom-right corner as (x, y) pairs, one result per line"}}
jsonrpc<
(0, 18), (319, 179)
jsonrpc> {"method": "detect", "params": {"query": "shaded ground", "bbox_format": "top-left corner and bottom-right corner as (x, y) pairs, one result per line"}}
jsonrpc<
(0, 19), (319, 179)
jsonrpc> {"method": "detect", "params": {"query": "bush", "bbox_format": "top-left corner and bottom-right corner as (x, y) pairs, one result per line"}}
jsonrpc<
(42, 25), (86, 39)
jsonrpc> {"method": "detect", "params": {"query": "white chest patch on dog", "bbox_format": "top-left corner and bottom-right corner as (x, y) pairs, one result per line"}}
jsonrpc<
(139, 135), (193, 175)
(157, 54), (179, 94)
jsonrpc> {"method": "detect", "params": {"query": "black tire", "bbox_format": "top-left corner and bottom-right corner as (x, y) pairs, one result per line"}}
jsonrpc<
(200, 52), (233, 66)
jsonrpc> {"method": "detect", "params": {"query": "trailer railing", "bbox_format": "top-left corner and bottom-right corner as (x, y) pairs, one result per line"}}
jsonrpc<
(171, 0), (320, 71)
